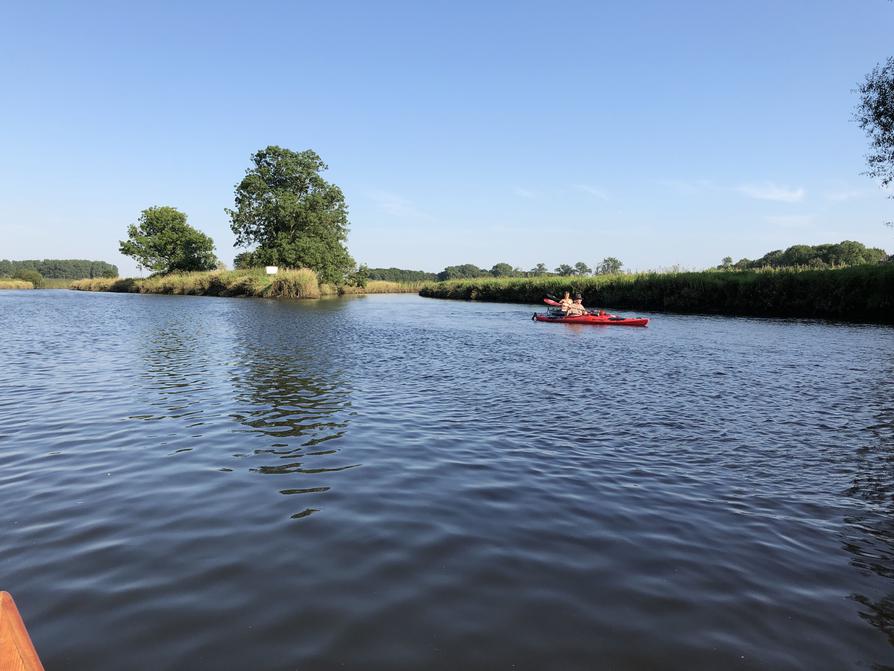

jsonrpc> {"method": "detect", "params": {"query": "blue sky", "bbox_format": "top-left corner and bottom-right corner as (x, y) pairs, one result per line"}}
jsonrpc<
(1, 0), (892, 275)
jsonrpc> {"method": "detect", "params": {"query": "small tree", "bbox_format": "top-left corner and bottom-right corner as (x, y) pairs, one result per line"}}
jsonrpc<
(13, 269), (44, 288)
(574, 261), (592, 276)
(119, 207), (217, 274)
(490, 262), (514, 277)
(720, 256), (733, 270)
(555, 264), (575, 276)
(595, 257), (623, 275)
(531, 263), (548, 275)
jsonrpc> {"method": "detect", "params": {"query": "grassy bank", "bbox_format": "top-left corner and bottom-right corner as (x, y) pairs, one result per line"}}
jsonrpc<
(419, 265), (894, 323)
(70, 270), (428, 298)
(0, 279), (34, 289)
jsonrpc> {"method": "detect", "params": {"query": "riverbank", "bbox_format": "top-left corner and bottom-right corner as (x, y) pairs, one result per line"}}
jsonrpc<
(70, 269), (429, 298)
(0, 279), (33, 289)
(419, 265), (894, 323)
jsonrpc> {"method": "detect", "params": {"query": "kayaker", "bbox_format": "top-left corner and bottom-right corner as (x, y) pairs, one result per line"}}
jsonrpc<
(566, 294), (590, 316)
(558, 291), (574, 312)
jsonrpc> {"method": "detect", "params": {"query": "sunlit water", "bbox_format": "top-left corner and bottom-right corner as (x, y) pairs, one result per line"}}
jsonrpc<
(1, 290), (893, 670)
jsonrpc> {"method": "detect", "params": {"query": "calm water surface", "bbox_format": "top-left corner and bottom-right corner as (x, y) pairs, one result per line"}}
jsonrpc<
(1, 290), (893, 670)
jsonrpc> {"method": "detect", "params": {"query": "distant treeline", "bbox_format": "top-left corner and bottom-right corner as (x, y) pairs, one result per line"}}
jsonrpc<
(364, 267), (438, 282)
(420, 265), (894, 324)
(721, 241), (889, 270)
(0, 259), (118, 279)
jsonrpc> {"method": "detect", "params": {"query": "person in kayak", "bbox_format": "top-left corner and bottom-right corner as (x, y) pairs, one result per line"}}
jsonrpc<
(566, 294), (590, 316)
(558, 291), (574, 312)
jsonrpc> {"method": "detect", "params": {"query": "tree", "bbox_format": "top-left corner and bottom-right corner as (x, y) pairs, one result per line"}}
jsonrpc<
(227, 146), (355, 284)
(555, 264), (574, 276)
(0, 259), (117, 278)
(490, 262), (515, 277)
(530, 263), (548, 275)
(13, 269), (43, 288)
(364, 267), (437, 282)
(720, 256), (733, 270)
(856, 57), (894, 203)
(574, 261), (591, 276)
(437, 264), (484, 281)
(595, 257), (623, 274)
(119, 207), (217, 274)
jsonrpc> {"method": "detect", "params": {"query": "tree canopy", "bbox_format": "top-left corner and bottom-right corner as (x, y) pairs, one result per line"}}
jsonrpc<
(227, 146), (355, 284)
(595, 257), (623, 275)
(437, 264), (484, 281)
(856, 57), (894, 199)
(0, 259), (117, 279)
(363, 267), (437, 282)
(119, 206), (217, 274)
(724, 240), (889, 270)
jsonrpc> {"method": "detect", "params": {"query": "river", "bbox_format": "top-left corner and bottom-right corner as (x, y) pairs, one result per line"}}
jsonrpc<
(1, 290), (893, 669)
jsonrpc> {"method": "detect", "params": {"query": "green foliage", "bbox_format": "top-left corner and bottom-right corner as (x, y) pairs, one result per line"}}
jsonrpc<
(726, 241), (888, 270)
(348, 263), (369, 288)
(856, 57), (894, 197)
(0, 259), (117, 278)
(574, 261), (592, 276)
(490, 262), (515, 277)
(119, 206), (217, 274)
(365, 267), (438, 282)
(555, 264), (574, 276)
(419, 265), (894, 324)
(13, 269), (44, 288)
(595, 257), (623, 274)
(531, 263), (548, 275)
(227, 146), (355, 284)
(437, 264), (484, 281)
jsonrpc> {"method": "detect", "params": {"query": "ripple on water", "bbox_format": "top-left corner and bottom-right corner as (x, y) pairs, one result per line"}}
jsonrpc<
(0, 291), (892, 669)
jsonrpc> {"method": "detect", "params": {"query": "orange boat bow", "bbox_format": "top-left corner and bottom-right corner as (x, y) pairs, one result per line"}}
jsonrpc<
(0, 592), (44, 671)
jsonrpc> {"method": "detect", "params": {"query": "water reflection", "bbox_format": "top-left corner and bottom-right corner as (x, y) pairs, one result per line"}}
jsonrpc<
(224, 303), (358, 517)
(131, 299), (359, 519)
(844, 360), (894, 650)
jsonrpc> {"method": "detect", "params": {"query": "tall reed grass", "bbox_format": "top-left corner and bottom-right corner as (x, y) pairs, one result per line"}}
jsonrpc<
(72, 268), (322, 298)
(69, 269), (427, 299)
(0, 279), (33, 289)
(419, 265), (894, 323)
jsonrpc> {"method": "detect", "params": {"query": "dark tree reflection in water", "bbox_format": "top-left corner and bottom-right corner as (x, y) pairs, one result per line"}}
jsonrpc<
(224, 300), (358, 517)
(845, 353), (894, 651)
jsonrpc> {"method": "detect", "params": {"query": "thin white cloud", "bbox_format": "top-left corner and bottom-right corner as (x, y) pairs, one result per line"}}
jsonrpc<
(765, 214), (814, 228)
(366, 189), (432, 220)
(574, 184), (610, 200)
(736, 182), (805, 203)
(513, 186), (538, 199)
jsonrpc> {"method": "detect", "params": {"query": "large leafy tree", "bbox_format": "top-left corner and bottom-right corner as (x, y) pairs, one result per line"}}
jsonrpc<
(595, 257), (623, 275)
(227, 146), (355, 284)
(490, 262), (515, 277)
(119, 206), (217, 274)
(856, 57), (894, 203)
(437, 264), (484, 281)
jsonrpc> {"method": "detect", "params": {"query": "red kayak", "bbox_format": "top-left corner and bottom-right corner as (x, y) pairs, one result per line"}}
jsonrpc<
(536, 297), (649, 326)
(534, 313), (649, 326)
